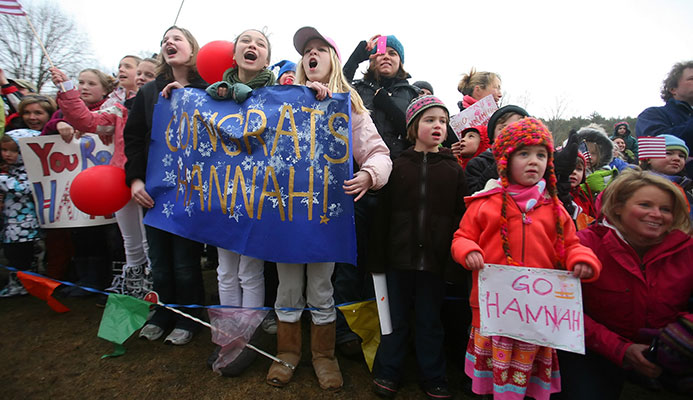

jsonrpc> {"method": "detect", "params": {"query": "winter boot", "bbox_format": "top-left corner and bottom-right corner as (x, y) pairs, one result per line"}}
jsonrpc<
(266, 320), (301, 387)
(0, 272), (28, 298)
(311, 321), (343, 391)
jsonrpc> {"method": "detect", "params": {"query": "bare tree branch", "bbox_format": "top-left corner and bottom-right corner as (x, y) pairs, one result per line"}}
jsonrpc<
(0, 1), (95, 92)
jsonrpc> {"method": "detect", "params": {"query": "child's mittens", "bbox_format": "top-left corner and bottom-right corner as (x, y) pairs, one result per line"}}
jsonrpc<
(584, 167), (618, 193)
(205, 81), (252, 103)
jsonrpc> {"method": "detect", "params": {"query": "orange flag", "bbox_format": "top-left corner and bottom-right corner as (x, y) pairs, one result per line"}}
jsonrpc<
(17, 271), (69, 313)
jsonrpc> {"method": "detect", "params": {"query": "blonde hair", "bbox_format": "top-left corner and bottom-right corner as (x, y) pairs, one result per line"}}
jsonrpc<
(601, 168), (691, 234)
(296, 45), (367, 114)
(155, 26), (201, 82)
(457, 68), (500, 96)
(79, 68), (117, 95)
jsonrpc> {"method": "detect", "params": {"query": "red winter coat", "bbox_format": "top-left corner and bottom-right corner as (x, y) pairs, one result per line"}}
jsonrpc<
(451, 185), (602, 328)
(577, 223), (693, 365)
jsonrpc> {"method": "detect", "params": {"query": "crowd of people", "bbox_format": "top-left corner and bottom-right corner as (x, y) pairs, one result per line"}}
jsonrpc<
(0, 25), (691, 400)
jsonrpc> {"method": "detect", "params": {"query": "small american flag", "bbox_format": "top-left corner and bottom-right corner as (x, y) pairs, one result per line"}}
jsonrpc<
(0, 0), (25, 16)
(638, 136), (667, 160)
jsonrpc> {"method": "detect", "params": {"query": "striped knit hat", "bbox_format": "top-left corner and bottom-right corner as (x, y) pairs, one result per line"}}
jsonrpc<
(405, 95), (448, 129)
(492, 117), (565, 268)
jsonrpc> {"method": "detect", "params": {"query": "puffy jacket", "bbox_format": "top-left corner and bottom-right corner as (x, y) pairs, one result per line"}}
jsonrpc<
(636, 99), (693, 147)
(451, 186), (601, 328)
(368, 148), (466, 277)
(57, 89), (128, 168)
(577, 223), (693, 365)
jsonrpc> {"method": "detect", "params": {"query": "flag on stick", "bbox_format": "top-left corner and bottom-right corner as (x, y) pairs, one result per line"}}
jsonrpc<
(0, 0), (25, 15)
(638, 136), (667, 160)
(97, 294), (151, 358)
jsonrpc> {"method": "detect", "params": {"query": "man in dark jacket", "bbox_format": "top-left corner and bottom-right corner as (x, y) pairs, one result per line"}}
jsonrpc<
(636, 61), (693, 176)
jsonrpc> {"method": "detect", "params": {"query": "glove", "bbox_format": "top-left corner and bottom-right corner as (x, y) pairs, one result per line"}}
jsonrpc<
(554, 129), (579, 185)
(584, 168), (618, 194)
(230, 83), (252, 103)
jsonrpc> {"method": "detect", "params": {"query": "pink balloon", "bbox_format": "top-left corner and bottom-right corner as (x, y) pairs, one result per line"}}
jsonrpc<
(70, 166), (131, 216)
(197, 40), (236, 84)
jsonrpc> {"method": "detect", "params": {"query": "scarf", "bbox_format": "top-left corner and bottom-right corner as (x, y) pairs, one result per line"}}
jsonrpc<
(506, 179), (547, 214)
(222, 67), (275, 89)
(461, 94), (477, 109)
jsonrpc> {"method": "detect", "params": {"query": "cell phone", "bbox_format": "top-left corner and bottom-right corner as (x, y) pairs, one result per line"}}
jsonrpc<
(376, 36), (387, 55)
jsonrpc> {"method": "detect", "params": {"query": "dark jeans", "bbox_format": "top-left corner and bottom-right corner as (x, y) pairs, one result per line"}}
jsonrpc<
(372, 269), (447, 387)
(145, 226), (204, 332)
(334, 192), (377, 343)
(4, 242), (35, 270)
(553, 349), (625, 400)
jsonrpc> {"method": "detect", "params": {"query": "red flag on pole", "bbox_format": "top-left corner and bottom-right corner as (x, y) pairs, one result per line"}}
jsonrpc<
(16, 271), (70, 313)
(638, 136), (667, 160)
(0, 0), (26, 15)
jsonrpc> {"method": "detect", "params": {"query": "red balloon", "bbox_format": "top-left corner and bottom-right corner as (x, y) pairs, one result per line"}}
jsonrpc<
(70, 166), (131, 216)
(197, 40), (236, 84)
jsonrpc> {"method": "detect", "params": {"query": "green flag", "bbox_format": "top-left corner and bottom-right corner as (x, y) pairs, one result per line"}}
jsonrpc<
(97, 294), (151, 358)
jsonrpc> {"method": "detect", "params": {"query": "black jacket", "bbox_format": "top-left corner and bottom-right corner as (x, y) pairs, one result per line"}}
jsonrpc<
(123, 75), (207, 185)
(463, 149), (497, 195)
(368, 148), (467, 278)
(344, 40), (420, 160)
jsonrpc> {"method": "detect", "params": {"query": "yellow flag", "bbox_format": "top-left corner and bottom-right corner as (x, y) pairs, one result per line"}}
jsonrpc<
(337, 300), (381, 371)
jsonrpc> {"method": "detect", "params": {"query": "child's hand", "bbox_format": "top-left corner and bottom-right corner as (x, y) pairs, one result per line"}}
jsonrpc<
(161, 81), (184, 98)
(306, 81), (332, 101)
(131, 179), (154, 208)
(343, 170), (372, 202)
(572, 262), (594, 279)
(466, 251), (485, 270)
(216, 84), (229, 98)
(49, 67), (68, 87)
(451, 141), (463, 157)
(57, 121), (75, 142)
(98, 133), (113, 146)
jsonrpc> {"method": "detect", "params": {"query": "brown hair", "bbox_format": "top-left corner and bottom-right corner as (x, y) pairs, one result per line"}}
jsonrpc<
(363, 54), (409, 82)
(18, 94), (57, 117)
(234, 28), (272, 64)
(79, 68), (117, 95)
(155, 26), (201, 82)
(457, 68), (500, 96)
(121, 55), (142, 65)
(601, 168), (691, 234)
(661, 60), (693, 101)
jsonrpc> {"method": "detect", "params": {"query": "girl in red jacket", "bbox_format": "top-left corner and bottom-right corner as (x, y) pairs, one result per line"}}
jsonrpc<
(451, 117), (601, 400)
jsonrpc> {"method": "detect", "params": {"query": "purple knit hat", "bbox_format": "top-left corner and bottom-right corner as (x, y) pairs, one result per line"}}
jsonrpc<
(405, 95), (449, 129)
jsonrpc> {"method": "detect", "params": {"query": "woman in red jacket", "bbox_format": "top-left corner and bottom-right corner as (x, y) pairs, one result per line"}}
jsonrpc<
(558, 169), (693, 399)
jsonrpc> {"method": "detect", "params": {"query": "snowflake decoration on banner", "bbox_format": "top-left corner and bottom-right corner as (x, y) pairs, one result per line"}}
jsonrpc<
(185, 201), (195, 217)
(228, 204), (244, 222)
(177, 156), (183, 171)
(267, 188), (288, 209)
(193, 161), (205, 171)
(199, 142), (213, 157)
(202, 181), (209, 197)
(300, 192), (320, 207)
(180, 89), (193, 105)
(328, 202), (343, 217)
(162, 154), (173, 167)
(194, 93), (207, 108)
(162, 201), (174, 218)
(184, 145), (192, 157)
(178, 182), (185, 195)
(163, 170), (177, 187)
(242, 156), (253, 171)
(248, 96), (267, 109)
(202, 110), (214, 120)
(268, 155), (287, 174)
(185, 168), (192, 182)
(170, 96), (180, 113)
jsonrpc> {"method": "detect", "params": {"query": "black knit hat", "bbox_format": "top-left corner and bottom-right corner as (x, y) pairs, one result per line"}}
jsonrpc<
(486, 105), (530, 143)
(412, 80), (434, 95)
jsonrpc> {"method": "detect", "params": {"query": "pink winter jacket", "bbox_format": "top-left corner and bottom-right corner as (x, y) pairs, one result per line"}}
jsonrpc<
(56, 89), (128, 169)
(351, 110), (392, 190)
(577, 223), (693, 365)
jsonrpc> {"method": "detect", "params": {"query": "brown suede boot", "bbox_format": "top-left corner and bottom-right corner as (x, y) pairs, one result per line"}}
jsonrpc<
(266, 320), (301, 387)
(311, 321), (343, 391)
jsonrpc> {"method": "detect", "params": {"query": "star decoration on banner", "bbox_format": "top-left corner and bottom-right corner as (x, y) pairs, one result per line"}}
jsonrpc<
(320, 214), (330, 224)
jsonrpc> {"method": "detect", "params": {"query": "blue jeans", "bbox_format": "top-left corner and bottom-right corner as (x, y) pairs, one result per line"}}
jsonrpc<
(372, 269), (447, 387)
(145, 226), (204, 332)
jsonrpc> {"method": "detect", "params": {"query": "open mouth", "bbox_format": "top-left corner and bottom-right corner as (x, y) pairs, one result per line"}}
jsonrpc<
(432, 132), (442, 139)
(244, 52), (257, 61)
(308, 58), (318, 69)
(166, 47), (177, 56)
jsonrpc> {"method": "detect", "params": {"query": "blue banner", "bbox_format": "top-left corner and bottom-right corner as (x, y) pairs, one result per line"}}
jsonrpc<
(143, 86), (356, 264)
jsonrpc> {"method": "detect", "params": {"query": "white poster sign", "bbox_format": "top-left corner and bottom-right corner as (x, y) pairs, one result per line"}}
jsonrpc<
(449, 94), (498, 139)
(18, 134), (116, 228)
(479, 264), (585, 354)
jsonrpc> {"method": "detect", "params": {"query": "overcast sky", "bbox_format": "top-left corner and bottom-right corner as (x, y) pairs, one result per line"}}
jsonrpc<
(50, 0), (693, 120)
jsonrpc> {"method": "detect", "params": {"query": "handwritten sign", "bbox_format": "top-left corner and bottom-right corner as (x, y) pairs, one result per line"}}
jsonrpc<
(18, 134), (116, 228)
(143, 86), (357, 265)
(479, 264), (585, 354)
(449, 94), (498, 139)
